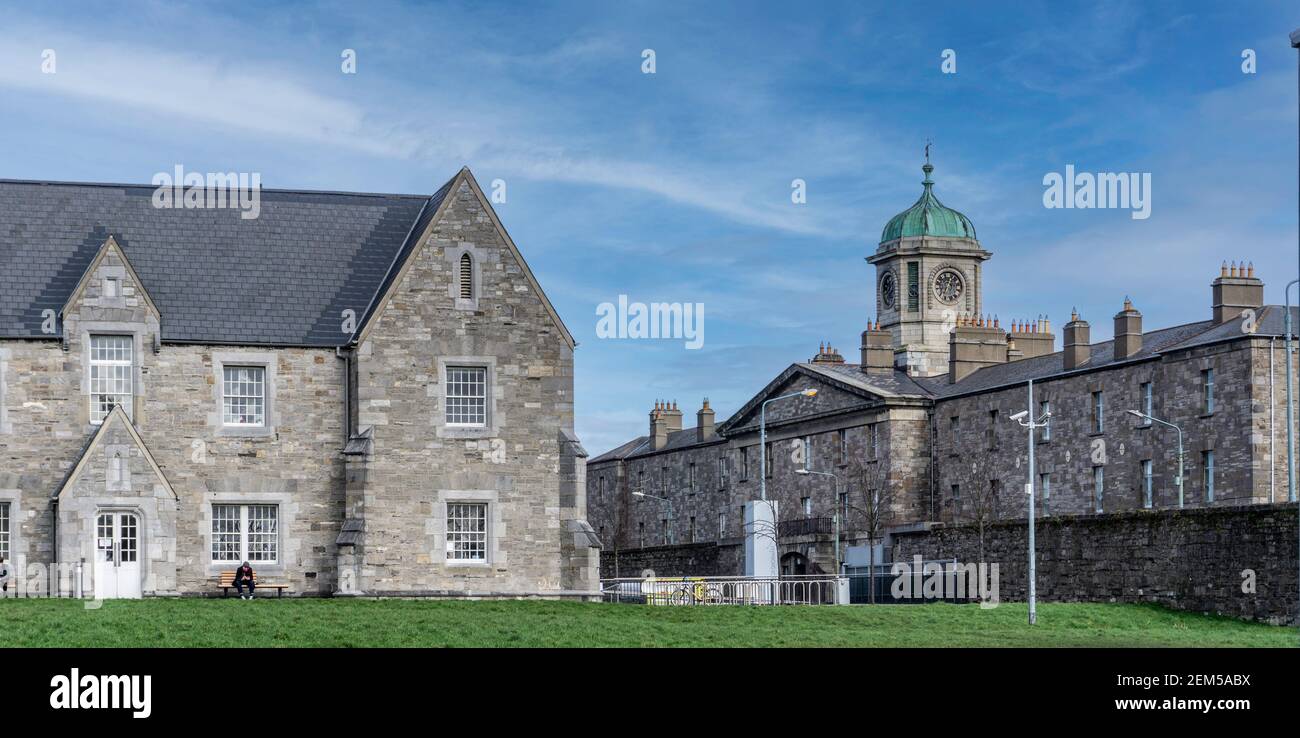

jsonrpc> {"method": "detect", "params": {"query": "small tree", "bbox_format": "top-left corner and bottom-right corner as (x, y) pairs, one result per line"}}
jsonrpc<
(844, 457), (893, 603)
(950, 454), (1004, 563)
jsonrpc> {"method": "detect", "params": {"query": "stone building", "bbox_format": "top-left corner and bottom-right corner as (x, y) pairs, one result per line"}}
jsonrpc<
(588, 159), (1297, 578)
(0, 168), (600, 598)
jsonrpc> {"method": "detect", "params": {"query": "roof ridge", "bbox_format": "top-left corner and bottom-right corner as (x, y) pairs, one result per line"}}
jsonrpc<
(0, 177), (432, 200)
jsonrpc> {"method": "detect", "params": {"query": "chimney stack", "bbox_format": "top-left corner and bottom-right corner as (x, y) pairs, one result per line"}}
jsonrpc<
(662, 399), (683, 432)
(860, 320), (893, 374)
(1063, 309), (1091, 370)
(948, 314), (1009, 383)
(810, 341), (845, 364)
(1113, 297), (1142, 360)
(696, 398), (715, 442)
(1211, 260), (1264, 323)
(1007, 315), (1055, 359)
(649, 401), (668, 451)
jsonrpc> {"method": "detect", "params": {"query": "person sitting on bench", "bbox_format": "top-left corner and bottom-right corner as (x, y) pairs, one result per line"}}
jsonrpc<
(233, 561), (256, 600)
(0, 556), (12, 594)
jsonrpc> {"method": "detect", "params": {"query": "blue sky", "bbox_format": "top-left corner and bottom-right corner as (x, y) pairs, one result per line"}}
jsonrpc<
(1, 0), (1297, 453)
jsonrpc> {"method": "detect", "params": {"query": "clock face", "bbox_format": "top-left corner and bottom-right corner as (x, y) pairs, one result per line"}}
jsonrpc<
(880, 272), (897, 310)
(934, 270), (964, 304)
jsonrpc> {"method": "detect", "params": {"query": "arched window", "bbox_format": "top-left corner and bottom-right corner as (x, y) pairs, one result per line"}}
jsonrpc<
(459, 253), (473, 300)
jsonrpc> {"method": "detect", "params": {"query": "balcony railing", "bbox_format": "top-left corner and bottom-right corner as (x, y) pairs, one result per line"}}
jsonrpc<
(777, 516), (834, 538)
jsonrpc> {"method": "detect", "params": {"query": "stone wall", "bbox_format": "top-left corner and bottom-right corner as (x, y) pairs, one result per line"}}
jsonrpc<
(599, 540), (743, 579)
(893, 503), (1299, 623)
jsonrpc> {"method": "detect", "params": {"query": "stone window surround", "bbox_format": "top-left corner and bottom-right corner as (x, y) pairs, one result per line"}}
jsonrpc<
(435, 356), (500, 439)
(446, 242), (484, 312)
(208, 351), (279, 438)
(0, 347), (10, 434)
(81, 323), (145, 425)
(0, 489), (21, 562)
(431, 489), (504, 569)
(200, 491), (294, 576)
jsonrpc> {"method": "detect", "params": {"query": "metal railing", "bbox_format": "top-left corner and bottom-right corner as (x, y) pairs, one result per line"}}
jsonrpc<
(776, 516), (835, 537)
(600, 575), (843, 606)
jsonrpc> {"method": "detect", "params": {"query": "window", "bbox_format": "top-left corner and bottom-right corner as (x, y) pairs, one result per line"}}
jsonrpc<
(661, 518), (670, 545)
(1039, 473), (1051, 514)
(718, 456), (728, 488)
(661, 466), (669, 493)
(89, 335), (133, 423)
(1141, 459), (1153, 509)
(838, 492), (849, 521)
(458, 252), (474, 300)
(1203, 450), (1215, 502)
(222, 366), (265, 426)
(990, 479), (1002, 507)
(211, 504), (279, 563)
(1091, 391), (1104, 434)
(718, 511), (726, 538)
(637, 470), (644, 495)
(951, 483), (961, 504)
(688, 516), (696, 543)
(801, 497), (812, 518)
(1093, 466), (1104, 513)
(597, 476), (605, 501)
(950, 416), (960, 435)
(801, 437), (811, 471)
(638, 522), (645, 547)
(1202, 369), (1215, 414)
(445, 366), (487, 426)
(837, 429), (848, 465)
(906, 261), (919, 312)
(103, 277), (119, 298)
(764, 443), (773, 479)
(740, 447), (751, 480)
(0, 501), (9, 559)
(1140, 382), (1153, 422)
(870, 424), (880, 459)
(688, 463), (696, 493)
(1039, 400), (1051, 441)
(987, 409), (998, 449)
(447, 502), (488, 562)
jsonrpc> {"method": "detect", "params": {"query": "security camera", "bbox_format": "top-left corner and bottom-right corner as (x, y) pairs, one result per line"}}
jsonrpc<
(1009, 410), (1029, 421)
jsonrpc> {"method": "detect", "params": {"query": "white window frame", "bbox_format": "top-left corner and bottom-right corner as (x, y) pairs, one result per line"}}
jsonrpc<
(1039, 472), (1051, 512)
(222, 365), (266, 427)
(718, 510), (726, 538)
(1039, 400), (1051, 441)
(0, 501), (9, 559)
(802, 496), (812, 518)
(1093, 466), (1104, 513)
(89, 334), (133, 424)
(444, 365), (488, 428)
(1141, 459), (1153, 508)
(445, 501), (489, 563)
(209, 503), (279, 564)
(1092, 391), (1104, 434)
(1140, 382), (1153, 422)
(1203, 450), (1215, 502)
(1203, 369), (1215, 414)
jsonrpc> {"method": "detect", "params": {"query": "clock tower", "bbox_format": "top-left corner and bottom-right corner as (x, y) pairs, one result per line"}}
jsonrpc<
(867, 156), (991, 377)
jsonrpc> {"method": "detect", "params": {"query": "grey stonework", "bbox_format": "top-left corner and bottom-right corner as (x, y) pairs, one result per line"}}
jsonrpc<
(0, 170), (597, 599)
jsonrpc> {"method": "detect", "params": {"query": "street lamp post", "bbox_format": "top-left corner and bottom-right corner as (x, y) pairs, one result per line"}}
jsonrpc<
(795, 468), (841, 574)
(1290, 26), (1299, 625)
(759, 389), (819, 501)
(1286, 280), (1298, 505)
(1127, 410), (1185, 508)
(1010, 378), (1051, 626)
(632, 490), (673, 545)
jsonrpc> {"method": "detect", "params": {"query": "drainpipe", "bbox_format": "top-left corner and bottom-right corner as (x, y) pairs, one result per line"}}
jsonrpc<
(1270, 337), (1276, 503)
(335, 346), (352, 442)
(51, 498), (58, 597)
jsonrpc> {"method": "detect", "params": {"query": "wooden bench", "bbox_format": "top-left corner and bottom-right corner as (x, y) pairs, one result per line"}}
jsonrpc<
(217, 571), (287, 598)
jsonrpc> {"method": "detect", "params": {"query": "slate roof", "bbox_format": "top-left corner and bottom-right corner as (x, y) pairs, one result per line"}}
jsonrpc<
(0, 176), (454, 346)
(587, 426), (724, 465)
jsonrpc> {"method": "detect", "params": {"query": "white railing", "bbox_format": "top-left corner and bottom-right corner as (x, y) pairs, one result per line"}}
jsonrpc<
(600, 575), (845, 606)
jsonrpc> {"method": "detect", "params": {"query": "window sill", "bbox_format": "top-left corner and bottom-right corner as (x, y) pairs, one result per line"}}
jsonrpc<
(216, 425), (276, 439)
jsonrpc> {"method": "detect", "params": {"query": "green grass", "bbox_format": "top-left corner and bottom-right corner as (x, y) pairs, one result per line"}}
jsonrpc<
(1, 598), (1294, 647)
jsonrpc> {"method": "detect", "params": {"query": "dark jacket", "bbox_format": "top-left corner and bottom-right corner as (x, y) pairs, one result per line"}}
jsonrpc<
(233, 565), (255, 584)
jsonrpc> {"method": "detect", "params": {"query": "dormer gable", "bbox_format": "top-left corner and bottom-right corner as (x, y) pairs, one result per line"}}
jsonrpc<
(61, 235), (162, 334)
(53, 405), (177, 501)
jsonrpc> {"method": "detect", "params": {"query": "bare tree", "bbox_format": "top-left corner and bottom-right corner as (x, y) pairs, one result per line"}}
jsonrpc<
(949, 453), (1005, 563)
(844, 457), (893, 603)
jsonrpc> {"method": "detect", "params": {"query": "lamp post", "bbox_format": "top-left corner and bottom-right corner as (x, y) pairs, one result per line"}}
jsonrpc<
(1127, 410), (1185, 508)
(632, 490), (673, 545)
(795, 468), (841, 574)
(1009, 378), (1051, 626)
(1290, 26), (1299, 626)
(759, 389), (819, 501)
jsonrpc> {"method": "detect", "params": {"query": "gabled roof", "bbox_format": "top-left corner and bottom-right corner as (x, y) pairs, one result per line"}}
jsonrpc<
(52, 405), (177, 500)
(717, 363), (908, 436)
(0, 176), (440, 346)
(62, 235), (161, 321)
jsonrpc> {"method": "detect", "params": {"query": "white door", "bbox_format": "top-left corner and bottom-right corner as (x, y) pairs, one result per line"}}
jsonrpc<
(93, 511), (141, 599)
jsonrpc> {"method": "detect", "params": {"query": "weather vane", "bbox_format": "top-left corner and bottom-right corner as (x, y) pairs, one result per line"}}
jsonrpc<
(925, 139), (932, 165)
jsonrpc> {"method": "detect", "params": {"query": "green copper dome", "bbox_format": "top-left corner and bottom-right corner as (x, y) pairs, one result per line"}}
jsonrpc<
(880, 162), (977, 243)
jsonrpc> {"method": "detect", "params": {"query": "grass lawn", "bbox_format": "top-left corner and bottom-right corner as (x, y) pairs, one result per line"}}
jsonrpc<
(0, 598), (1294, 647)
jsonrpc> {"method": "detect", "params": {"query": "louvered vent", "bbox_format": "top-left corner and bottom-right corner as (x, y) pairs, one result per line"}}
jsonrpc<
(459, 253), (473, 299)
